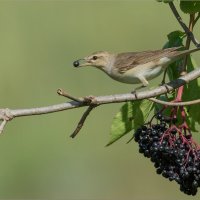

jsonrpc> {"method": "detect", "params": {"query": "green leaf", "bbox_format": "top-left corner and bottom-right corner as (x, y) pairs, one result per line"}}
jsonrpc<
(154, 94), (175, 117)
(164, 30), (185, 50)
(180, 1), (200, 14)
(163, 31), (200, 131)
(107, 100), (154, 146)
(182, 57), (200, 131)
(163, 30), (185, 81)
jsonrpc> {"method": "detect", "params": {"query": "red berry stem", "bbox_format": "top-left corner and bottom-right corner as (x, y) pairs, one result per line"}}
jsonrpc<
(176, 85), (184, 102)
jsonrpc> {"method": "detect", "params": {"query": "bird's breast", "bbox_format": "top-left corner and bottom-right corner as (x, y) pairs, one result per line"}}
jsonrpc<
(108, 61), (166, 84)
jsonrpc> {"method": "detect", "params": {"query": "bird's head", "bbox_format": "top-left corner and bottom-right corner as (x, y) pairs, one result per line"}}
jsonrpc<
(73, 51), (114, 72)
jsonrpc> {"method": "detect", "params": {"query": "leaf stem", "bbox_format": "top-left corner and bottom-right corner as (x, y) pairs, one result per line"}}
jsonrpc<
(182, 14), (195, 75)
(193, 12), (200, 27)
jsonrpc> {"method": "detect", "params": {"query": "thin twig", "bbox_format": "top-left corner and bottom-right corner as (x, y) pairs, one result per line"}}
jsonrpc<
(193, 12), (200, 27)
(57, 88), (84, 103)
(169, 2), (200, 48)
(57, 89), (96, 105)
(161, 68), (168, 85)
(0, 120), (7, 134)
(182, 14), (195, 75)
(70, 105), (97, 138)
(0, 108), (13, 134)
(148, 97), (200, 106)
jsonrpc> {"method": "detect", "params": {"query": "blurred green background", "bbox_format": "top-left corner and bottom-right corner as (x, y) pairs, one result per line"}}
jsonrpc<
(0, 1), (200, 199)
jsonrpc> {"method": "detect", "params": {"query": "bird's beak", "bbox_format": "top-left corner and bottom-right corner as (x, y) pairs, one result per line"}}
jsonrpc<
(73, 58), (91, 68)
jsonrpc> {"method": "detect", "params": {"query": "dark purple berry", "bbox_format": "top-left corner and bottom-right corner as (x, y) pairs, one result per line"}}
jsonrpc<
(73, 60), (80, 67)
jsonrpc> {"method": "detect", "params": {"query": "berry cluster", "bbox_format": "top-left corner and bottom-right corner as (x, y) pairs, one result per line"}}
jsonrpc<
(134, 114), (200, 196)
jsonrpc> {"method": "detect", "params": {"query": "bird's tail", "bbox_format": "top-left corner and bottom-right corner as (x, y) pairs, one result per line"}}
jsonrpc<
(172, 47), (200, 59)
(182, 47), (200, 55)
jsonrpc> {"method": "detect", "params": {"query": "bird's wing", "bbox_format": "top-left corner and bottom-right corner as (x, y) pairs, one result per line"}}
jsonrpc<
(115, 47), (182, 74)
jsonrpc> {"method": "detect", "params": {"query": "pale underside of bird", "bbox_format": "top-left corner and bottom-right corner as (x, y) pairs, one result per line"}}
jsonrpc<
(73, 47), (200, 89)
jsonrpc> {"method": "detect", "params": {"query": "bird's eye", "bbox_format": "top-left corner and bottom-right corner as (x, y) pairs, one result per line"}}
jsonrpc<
(92, 56), (98, 60)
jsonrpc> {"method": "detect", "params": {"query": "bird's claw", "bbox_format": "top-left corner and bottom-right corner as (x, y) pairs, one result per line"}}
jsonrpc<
(131, 90), (138, 99)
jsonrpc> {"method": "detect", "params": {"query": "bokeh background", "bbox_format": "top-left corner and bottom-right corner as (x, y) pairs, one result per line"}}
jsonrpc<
(0, 1), (200, 199)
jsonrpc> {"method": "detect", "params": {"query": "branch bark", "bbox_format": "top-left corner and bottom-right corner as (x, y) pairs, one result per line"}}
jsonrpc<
(70, 105), (97, 138)
(0, 67), (200, 134)
(149, 97), (200, 106)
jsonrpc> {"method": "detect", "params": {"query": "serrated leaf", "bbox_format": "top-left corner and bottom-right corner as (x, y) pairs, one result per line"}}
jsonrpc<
(180, 1), (200, 14)
(107, 100), (154, 146)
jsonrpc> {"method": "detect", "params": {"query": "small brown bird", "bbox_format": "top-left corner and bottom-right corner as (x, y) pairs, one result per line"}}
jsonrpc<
(73, 47), (200, 90)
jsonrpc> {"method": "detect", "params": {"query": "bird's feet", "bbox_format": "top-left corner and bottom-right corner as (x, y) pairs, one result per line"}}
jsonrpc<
(131, 90), (138, 99)
(159, 82), (171, 93)
(131, 84), (147, 99)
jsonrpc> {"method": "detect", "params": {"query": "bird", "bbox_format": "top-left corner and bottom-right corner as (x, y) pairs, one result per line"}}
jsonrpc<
(73, 47), (200, 91)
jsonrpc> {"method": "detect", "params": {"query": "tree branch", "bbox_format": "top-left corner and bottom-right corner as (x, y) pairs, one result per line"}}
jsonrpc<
(0, 67), (200, 134)
(169, 2), (200, 48)
(148, 97), (200, 106)
(70, 105), (97, 138)
(57, 88), (84, 103)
